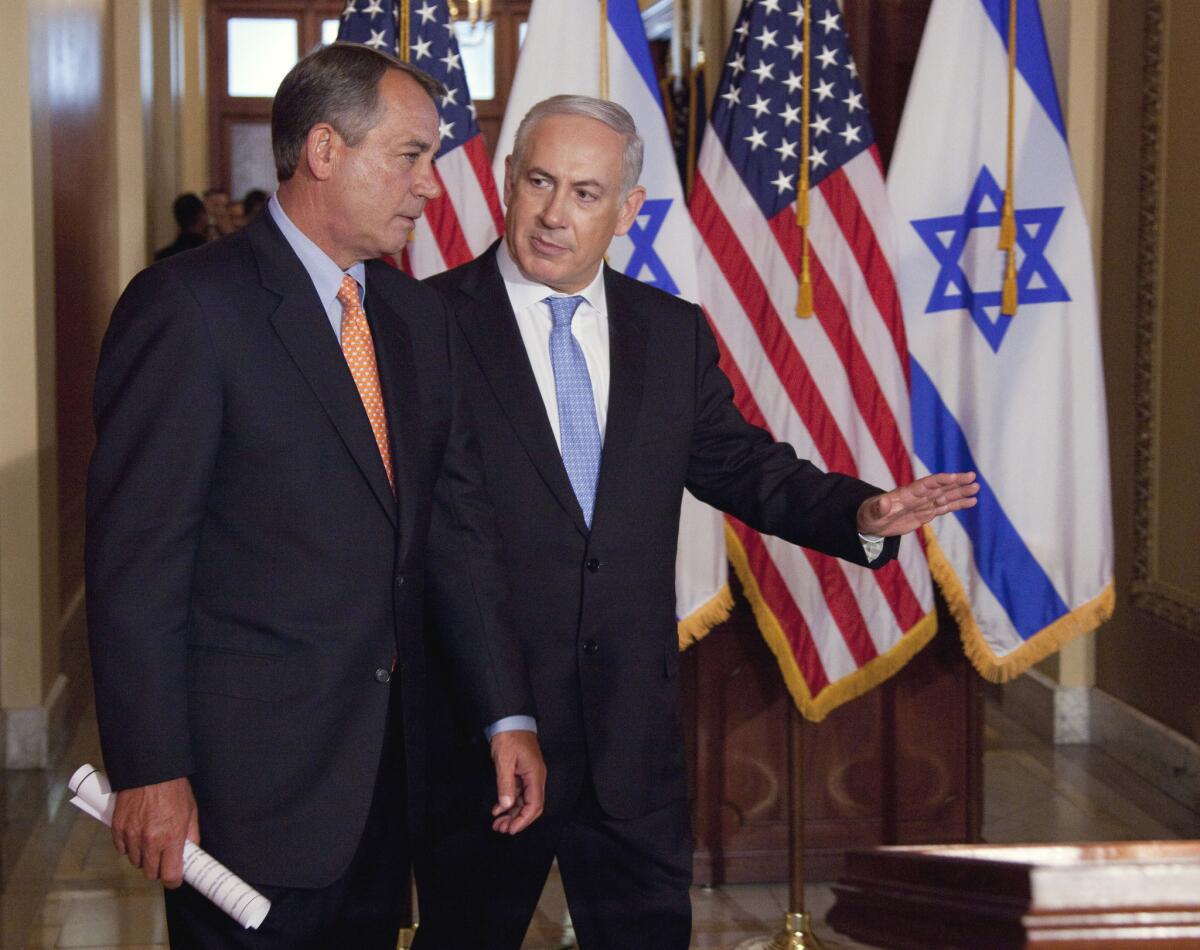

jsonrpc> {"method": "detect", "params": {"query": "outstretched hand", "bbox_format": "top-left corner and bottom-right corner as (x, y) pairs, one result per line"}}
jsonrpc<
(857, 471), (979, 537)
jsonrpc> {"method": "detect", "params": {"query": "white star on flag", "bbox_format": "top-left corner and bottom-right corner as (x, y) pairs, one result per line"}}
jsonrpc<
(363, 0), (385, 16)
(366, 28), (387, 49)
(411, 36), (432, 59)
(749, 94), (772, 118)
(755, 26), (778, 49)
(416, 1), (437, 22)
(814, 78), (835, 101)
(770, 169), (794, 194)
(838, 123), (861, 145)
(751, 61), (775, 83)
(780, 103), (801, 126)
(818, 9), (840, 33)
(817, 45), (837, 68)
(744, 127), (768, 150)
(775, 139), (798, 160)
(810, 113), (831, 136)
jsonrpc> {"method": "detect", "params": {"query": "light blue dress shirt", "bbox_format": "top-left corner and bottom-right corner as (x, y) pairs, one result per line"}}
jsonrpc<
(268, 194), (535, 741)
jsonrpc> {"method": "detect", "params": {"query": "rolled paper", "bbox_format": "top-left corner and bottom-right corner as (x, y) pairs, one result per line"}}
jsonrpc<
(68, 764), (271, 930)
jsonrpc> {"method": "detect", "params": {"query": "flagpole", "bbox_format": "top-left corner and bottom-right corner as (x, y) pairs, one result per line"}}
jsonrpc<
(736, 708), (826, 950)
(599, 0), (610, 98)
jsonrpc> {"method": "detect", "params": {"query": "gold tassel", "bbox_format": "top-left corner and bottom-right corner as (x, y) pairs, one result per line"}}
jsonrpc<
(794, 0), (814, 318)
(1001, 247), (1017, 316)
(399, 0), (410, 62)
(998, 0), (1017, 313)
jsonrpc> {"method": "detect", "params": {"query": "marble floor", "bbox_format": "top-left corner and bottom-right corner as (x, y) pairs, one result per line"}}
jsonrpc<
(2, 699), (1197, 950)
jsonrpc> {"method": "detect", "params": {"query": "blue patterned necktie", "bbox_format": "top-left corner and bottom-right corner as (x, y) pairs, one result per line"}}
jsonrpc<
(546, 295), (602, 528)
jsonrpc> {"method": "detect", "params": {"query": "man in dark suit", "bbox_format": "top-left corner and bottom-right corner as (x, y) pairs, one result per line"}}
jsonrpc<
(86, 44), (544, 948)
(414, 96), (978, 949)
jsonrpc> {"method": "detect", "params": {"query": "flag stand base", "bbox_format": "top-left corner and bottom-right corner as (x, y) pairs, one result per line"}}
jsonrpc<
(734, 911), (828, 950)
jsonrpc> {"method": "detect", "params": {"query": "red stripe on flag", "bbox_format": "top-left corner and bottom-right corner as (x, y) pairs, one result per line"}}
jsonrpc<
(462, 134), (504, 234)
(692, 173), (857, 476)
(731, 519), (832, 694)
(767, 192), (912, 489)
(426, 166), (474, 269)
(707, 314), (882, 669)
(818, 162), (912, 390)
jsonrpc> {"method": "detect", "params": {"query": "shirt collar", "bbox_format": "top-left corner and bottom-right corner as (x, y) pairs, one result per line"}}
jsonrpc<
(269, 194), (367, 304)
(496, 239), (607, 317)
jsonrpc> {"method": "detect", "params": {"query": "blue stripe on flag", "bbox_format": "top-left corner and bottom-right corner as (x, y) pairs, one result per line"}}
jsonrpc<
(910, 358), (1069, 640)
(980, 0), (1066, 142)
(607, 0), (663, 109)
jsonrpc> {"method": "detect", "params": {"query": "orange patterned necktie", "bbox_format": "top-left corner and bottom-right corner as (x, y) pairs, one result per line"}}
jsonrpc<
(336, 274), (394, 489)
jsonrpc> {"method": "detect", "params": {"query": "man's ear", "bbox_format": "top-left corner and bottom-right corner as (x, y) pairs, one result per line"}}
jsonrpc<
(503, 155), (515, 209)
(612, 185), (647, 237)
(304, 124), (338, 182)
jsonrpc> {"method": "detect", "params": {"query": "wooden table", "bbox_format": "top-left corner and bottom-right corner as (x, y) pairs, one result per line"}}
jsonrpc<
(827, 841), (1200, 948)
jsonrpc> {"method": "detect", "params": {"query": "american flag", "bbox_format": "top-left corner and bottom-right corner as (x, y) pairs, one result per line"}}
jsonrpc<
(339, 0), (502, 276)
(690, 0), (936, 720)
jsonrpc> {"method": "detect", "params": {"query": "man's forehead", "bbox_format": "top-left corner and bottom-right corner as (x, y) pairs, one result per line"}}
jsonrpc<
(522, 116), (625, 177)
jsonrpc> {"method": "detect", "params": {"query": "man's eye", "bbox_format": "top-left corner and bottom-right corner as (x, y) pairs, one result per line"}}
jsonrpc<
(577, 191), (597, 202)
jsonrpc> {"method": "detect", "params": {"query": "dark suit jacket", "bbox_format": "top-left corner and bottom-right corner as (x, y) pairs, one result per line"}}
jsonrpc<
(427, 244), (899, 822)
(86, 214), (530, 888)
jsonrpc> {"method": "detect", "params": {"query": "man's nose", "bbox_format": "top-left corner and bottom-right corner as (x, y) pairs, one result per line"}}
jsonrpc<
(539, 186), (568, 228)
(414, 158), (442, 201)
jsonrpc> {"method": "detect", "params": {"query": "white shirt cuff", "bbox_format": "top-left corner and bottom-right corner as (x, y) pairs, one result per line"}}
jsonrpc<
(858, 532), (885, 563)
(485, 715), (538, 740)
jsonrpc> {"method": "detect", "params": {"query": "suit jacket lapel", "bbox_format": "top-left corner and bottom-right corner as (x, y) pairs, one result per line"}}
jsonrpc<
(365, 264), (419, 560)
(249, 215), (398, 526)
(453, 248), (590, 537)
(592, 266), (646, 528)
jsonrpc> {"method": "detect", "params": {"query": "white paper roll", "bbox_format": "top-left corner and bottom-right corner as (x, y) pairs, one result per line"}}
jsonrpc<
(68, 764), (271, 930)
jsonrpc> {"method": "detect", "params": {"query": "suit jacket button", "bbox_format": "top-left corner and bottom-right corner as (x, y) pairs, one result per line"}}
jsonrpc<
(374, 667), (392, 684)
(395, 573), (406, 587)
(585, 558), (601, 572)
(582, 639), (599, 656)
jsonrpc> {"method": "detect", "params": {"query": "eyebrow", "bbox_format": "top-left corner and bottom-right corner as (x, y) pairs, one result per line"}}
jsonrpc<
(401, 138), (434, 153)
(527, 166), (606, 192)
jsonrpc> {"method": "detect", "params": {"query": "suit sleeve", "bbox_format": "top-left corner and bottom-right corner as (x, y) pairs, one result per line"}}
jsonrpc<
(683, 306), (899, 567)
(423, 298), (535, 729)
(85, 266), (222, 790)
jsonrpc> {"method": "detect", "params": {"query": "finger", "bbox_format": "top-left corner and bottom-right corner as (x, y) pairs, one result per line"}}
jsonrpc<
(160, 842), (186, 889)
(112, 826), (128, 856)
(494, 758), (516, 813)
(126, 838), (144, 870)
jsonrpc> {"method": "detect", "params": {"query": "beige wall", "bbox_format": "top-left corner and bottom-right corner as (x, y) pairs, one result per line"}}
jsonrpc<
(1096, 0), (1200, 744)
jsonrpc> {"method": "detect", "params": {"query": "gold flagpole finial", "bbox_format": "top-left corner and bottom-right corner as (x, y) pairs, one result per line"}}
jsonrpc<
(999, 0), (1018, 316)
(795, 0), (814, 318)
(600, 0), (610, 99)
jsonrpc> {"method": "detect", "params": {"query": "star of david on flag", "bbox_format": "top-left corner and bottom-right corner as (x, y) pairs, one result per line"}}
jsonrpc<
(912, 164), (1070, 353)
(338, 0), (502, 277)
(492, 0), (733, 643)
(889, 0), (1113, 681)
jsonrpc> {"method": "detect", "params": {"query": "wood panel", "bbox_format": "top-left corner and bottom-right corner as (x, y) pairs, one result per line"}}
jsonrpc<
(42, 0), (119, 620)
(684, 585), (983, 884)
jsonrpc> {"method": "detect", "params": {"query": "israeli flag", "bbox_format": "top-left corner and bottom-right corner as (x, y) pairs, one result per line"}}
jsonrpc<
(888, 0), (1113, 679)
(493, 0), (731, 641)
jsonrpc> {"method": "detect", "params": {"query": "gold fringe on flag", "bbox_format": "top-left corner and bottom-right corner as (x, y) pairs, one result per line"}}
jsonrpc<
(999, 0), (1018, 316)
(724, 524), (937, 722)
(795, 0), (814, 317)
(600, 0), (609, 99)
(676, 582), (735, 650)
(922, 525), (1115, 683)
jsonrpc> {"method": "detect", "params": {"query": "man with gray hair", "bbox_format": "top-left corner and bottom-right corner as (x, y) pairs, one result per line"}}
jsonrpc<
(415, 95), (977, 947)
(86, 43), (544, 948)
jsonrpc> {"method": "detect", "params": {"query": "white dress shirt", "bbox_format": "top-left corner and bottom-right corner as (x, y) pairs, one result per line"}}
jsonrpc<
(496, 241), (611, 448)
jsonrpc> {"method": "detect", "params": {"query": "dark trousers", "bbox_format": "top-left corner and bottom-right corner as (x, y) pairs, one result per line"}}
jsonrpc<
(415, 770), (693, 950)
(165, 688), (408, 949)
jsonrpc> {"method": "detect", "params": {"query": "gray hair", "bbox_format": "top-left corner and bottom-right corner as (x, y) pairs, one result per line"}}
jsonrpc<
(271, 42), (445, 182)
(511, 95), (644, 195)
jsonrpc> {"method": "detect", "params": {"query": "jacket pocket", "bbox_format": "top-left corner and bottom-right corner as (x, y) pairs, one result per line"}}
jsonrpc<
(186, 644), (284, 702)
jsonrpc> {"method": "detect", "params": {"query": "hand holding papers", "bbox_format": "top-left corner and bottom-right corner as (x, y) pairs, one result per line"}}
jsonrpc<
(68, 765), (271, 930)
